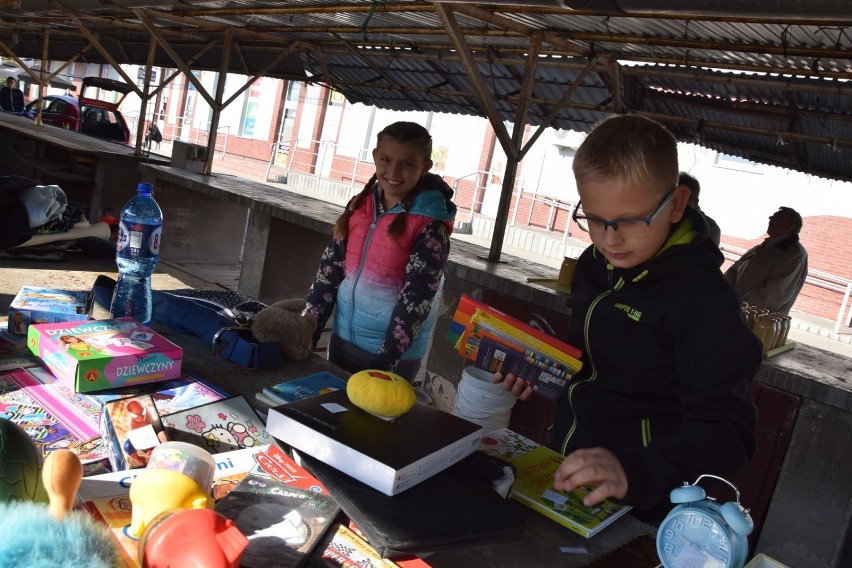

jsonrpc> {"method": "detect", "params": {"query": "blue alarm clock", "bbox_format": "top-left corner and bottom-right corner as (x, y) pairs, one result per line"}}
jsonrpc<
(657, 474), (754, 568)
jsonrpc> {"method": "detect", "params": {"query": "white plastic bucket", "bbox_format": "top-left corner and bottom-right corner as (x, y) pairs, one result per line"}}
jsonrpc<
(451, 366), (516, 433)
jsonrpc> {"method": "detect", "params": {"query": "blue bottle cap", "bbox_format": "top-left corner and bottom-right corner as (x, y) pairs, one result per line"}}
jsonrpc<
(137, 182), (154, 195)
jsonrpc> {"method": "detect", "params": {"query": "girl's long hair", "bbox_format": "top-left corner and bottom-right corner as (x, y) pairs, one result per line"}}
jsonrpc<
(333, 121), (432, 240)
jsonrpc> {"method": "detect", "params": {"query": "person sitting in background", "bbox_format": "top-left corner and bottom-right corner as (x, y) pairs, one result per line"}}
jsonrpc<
(0, 77), (24, 113)
(679, 172), (721, 246)
(493, 114), (761, 522)
(724, 206), (808, 315)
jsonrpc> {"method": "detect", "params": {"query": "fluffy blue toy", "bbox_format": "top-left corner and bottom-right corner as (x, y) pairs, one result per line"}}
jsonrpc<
(0, 500), (118, 568)
(0, 419), (118, 567)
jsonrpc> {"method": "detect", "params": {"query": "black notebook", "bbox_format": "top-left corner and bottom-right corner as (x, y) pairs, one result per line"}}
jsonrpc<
(295, 450), (527, 558)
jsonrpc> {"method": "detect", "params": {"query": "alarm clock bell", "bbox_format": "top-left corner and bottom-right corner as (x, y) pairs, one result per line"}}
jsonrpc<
(657, 474), (754, 568)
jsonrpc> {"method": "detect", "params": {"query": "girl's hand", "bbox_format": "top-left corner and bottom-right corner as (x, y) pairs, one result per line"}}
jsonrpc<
(553, 448), (628, 506)
(491, 372), (534, 401)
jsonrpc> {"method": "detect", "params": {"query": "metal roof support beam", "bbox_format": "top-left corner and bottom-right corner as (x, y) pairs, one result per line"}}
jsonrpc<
(333, 33), (424, 111)
(204, 27), (232, 176)
(435, 2), (519, 262)
(133, 37), (157, 155)
(519, 54), (601, 160)
(69, 13), (144, 99)
(134, 8), (218, 109)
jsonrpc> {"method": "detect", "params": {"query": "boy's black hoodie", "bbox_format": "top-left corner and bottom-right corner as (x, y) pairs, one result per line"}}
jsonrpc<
(552, 207), (761, 521)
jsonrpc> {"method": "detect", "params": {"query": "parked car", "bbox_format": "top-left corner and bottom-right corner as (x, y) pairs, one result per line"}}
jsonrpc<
(20, 76), (132, 144)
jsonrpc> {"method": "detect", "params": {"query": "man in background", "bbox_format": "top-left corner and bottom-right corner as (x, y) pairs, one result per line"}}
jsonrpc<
(725, 206), (808, 315)
(0, 77), (24, 113)
(679, 172), (721, 246)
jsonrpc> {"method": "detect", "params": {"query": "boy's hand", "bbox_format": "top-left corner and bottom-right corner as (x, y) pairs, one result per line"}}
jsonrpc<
(491, 372), (534, 400)
(553, 448), (628, 506)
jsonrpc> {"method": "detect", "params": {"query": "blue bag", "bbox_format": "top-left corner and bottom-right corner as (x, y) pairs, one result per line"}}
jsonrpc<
(91, 275), (284, 370)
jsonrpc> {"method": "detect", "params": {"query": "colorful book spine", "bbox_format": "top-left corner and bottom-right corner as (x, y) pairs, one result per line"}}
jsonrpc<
(469, 309), (583, 373)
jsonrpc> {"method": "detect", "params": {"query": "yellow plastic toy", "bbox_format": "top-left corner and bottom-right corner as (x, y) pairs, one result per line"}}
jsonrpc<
(128, 468), (213, 538)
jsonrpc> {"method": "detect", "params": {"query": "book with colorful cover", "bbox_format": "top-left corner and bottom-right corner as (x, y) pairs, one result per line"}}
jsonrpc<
(0, 328), (39, 370)
(318, 522), (433, 568)
(260, 371), (347, 406)
(0, 369), (111, 474)
(161, 394), (281, 453)
(463, 308), (582, 373)
(473, 334), (570, 402)
(448, 294), (583, 373)
(247, 444), (329, 494)
(214, 470), (341, 567)
(479, 428), (631, 538)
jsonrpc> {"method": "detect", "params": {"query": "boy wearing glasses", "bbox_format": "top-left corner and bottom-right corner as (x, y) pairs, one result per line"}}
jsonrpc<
(494, 114), (762, 521)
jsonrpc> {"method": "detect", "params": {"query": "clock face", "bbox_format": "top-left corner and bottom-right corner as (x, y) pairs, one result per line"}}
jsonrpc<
(657, 508), (734, 568)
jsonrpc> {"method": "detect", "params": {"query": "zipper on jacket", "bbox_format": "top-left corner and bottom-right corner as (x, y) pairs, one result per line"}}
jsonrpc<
(560, 287), (612, 455)
(641, 418), (651, 447)
(346, 206), (382, 339)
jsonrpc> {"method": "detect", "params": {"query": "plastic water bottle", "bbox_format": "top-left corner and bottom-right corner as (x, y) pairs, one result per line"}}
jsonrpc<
(110, 182), (163, 325)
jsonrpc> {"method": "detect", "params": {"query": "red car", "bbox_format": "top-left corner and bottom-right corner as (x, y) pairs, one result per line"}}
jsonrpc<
(23, 76), (132, 144)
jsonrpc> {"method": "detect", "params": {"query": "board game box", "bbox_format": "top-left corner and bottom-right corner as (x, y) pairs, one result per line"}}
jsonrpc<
(7, 286), (92, 335)
(27, 317), (182, 392)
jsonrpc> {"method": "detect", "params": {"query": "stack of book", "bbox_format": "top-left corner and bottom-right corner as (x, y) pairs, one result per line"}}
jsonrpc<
(447, 294), (583, 402)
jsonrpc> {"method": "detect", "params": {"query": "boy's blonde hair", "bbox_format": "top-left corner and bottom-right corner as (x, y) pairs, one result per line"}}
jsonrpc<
(573, 114), (679, 194)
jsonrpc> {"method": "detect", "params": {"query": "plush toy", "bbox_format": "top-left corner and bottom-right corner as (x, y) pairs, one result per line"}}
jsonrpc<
(0, 419), (118, 567)
(347, 369), (417, 418)
(251, 298), (318, 360)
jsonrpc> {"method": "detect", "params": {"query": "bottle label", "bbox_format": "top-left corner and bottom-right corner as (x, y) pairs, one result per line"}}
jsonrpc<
(117, 221), (162, 259)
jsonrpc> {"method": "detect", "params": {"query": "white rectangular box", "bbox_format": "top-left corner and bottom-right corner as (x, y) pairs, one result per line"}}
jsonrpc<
(266, 389), (483, 496)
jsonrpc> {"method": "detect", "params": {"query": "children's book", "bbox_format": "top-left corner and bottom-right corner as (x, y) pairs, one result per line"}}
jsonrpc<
(85, 372), (230, 416)
(161, 394), (280, 453)
(447, 294), (583, 403)
(214, 471), (341, 568)
(473, 335), (570, 402)
(0, 328), (39, 370)
(100, 394), (168, 471)
(318, 522), (433, 568)
(247, 443), (329, 494)
(479, 428), (632, 538)
(259, 371), (348, 406)
(0, 370), (110, 474)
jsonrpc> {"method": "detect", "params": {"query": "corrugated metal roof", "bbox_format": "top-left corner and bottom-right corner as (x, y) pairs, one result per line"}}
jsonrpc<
(0, 0), (848, 181)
